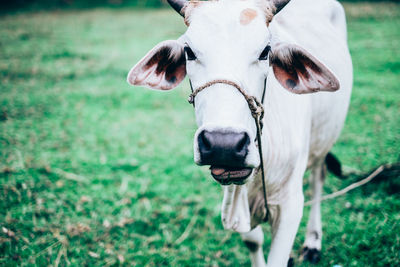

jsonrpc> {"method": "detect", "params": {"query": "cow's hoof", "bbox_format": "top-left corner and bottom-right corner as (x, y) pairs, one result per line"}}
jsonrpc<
(301, 247), (321, 264)
(287, 257), (295, 267)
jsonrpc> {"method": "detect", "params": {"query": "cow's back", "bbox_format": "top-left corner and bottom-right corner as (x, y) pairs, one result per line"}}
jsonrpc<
(270, 0), (353, 166)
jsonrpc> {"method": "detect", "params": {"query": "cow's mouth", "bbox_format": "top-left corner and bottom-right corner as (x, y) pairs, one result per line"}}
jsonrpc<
(210, 166), (253, 185)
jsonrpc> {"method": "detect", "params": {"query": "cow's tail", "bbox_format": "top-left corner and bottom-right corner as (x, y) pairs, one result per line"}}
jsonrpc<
(325, 152), (344, 178)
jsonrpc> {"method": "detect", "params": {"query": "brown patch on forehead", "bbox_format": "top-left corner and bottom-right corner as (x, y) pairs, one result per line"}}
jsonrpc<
(240, 8), (258, 26)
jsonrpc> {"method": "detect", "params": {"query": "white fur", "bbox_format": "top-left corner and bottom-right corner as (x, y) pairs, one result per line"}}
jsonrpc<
(303, 162), (326, 251)
(221, 184), (252, 232)
(241, 226), (267, 266)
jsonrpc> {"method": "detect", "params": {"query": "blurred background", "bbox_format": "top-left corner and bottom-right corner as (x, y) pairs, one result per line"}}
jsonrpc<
(0, 0), (399, 266)
(0, 0), (397, 11)
(1, 0), (166, 11)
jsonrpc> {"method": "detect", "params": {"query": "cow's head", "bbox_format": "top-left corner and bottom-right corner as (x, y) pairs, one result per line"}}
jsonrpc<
(127, 0), (339, 186)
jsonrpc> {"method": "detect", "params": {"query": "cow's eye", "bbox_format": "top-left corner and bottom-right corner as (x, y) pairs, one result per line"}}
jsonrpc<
(184, 46), (197, 61)
(259, 45), (271, 60)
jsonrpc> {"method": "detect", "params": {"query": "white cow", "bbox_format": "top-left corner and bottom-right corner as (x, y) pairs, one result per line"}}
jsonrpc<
(127, 0), (352, 266)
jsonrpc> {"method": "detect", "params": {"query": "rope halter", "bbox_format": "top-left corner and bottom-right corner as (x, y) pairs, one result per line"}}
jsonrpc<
(188, 79), (269, 222)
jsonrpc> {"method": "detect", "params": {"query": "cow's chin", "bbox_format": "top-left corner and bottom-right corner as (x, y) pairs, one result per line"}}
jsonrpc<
(210, 166), (254, 185)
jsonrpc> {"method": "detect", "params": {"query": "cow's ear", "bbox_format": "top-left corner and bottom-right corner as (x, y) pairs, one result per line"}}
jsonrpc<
(127, 40), (186, 90)
(270, 43), (340, 94)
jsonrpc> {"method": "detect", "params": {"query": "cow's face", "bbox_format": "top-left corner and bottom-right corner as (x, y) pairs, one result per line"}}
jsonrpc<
(184, 1), (271, 186)
(127, 0), (339, 186)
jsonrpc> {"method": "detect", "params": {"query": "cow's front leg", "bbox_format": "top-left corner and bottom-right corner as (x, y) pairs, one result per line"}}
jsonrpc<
(266, 191), (304, 267)
(241, 225), (266, 267)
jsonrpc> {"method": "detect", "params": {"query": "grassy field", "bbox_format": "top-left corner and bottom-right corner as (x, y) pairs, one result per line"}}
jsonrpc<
(1, 2), (399, 266)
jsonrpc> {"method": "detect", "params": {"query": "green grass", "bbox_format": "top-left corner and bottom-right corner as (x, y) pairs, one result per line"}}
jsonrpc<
(0, 2), (399, 266)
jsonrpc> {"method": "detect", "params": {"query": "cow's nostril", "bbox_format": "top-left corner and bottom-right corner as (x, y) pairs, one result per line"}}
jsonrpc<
(199, 131), (212, 151)
(235, 132), (249, 154)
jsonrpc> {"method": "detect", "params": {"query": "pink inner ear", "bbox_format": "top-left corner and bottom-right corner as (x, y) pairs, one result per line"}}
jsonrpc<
(272, 63), (299, 91)
(127, 41), (186, 90)
(271, 45), (340, 94)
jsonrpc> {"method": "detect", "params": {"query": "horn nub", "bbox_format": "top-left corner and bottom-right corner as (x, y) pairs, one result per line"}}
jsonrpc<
(260, 0), (290, 24)
(167, 0), (188, 17)
(270, 0), (290, 14)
